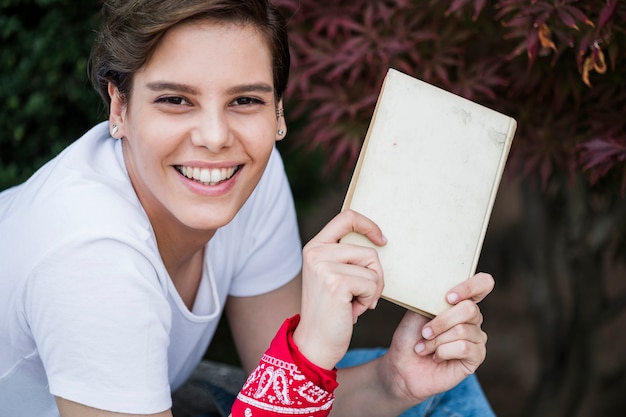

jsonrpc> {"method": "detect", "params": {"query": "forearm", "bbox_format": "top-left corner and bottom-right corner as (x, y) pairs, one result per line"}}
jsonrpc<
(330, 356), (417, 417)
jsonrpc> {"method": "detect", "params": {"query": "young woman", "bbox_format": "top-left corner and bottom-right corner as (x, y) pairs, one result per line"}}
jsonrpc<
(0, 1), (495, 416)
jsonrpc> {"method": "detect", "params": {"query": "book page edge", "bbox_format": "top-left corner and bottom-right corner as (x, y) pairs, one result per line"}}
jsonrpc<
(468, 116), (518, 276)
(381, 295), (436, 319)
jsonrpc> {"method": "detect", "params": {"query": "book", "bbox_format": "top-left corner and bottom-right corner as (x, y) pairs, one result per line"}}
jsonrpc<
(340, 68), (517, 318)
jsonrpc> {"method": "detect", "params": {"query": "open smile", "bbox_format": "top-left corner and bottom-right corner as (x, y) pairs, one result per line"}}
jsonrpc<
(175, 164), (241, 186)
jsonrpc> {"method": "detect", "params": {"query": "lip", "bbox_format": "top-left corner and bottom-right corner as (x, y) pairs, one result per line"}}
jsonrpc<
(176, 164), (240, 184)
(175, 163), (242, 196)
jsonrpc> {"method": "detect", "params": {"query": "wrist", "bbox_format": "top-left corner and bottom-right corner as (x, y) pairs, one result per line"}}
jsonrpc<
(288, 321), (338, 391)
(292, 323), (337, 371)
(330, 356), (417, 417)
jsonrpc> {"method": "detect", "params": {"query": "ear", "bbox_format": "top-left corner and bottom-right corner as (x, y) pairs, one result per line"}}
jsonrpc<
(108, 83), (127, 139)
(275, 99), (287, 141)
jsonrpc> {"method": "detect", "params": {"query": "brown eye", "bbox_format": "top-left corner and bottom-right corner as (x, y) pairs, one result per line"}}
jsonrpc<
(230, 97), (265, 106)
(155, 96), (190, 106)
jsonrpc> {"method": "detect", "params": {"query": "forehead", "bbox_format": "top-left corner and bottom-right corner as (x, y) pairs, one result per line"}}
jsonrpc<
(137, 20), (274, 88)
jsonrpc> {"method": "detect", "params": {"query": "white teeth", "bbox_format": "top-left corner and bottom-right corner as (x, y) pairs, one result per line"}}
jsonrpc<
(200, 169), (211, 183)
(178, 165), (237, 185)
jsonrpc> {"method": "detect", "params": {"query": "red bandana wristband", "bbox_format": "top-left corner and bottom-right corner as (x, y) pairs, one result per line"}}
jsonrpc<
(231, 315), (338, 416)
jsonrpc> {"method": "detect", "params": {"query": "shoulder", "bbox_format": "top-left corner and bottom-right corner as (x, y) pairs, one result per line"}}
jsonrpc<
(4, 121), (148, 232)
(0, 122), (158, 280)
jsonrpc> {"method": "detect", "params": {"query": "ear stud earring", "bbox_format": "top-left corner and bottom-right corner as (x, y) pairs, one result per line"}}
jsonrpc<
(277, 129), (285, 136)
(111, 124), (119, 137)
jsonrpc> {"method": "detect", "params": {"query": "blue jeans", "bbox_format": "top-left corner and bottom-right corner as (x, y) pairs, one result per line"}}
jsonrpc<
(190, 348), (495, 417)
(338, 348), (496, 417)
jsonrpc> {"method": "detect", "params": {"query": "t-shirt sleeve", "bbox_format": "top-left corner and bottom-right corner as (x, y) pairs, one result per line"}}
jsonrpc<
(24, 237), (172, 415)
(226, 147), (303, 296)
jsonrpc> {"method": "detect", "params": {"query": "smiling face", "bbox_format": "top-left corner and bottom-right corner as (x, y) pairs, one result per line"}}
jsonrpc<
(109, 20), (286, 240)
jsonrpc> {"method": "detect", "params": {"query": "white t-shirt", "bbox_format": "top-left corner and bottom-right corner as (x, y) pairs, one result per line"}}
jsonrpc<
(0, 122), (302, 416)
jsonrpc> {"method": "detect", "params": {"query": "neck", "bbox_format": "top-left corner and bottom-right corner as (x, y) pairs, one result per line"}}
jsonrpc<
(137, 191), (214, 309)
(122, 144), (215, 309)
(153, 218), (214, 310)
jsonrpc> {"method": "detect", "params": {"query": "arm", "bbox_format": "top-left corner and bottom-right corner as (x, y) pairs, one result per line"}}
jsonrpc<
(55, 398), (172, 417)
(225, 274), (302, 374)
(28, 241), (173, 417)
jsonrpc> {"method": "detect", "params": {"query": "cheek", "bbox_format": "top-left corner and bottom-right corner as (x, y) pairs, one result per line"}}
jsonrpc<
(246, 136), (277, 167)
(126, 127), (176, 175)
(238, 118), (278, 149)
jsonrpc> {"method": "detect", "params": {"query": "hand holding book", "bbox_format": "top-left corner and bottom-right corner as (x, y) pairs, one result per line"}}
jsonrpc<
(377, 272), (494, 406)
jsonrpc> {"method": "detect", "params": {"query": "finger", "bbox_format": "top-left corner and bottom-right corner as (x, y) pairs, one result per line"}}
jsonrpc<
(391, 311), (430, 348)
(303, 237), (385, 305)
(317, 261), (383, 314)
(310, 209), (387, 246)
(304, 241), (384, 277)
(431, 339), (487, 371)
(302, 265), (379, 322)
(416, 324), (487, 356)
(300, 251), (384, 328)
(446, 272), (494, 305)
(421, 300), (483, 341)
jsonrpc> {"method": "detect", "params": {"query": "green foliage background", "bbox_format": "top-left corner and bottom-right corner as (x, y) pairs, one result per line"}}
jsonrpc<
(0, 0), (102, 190)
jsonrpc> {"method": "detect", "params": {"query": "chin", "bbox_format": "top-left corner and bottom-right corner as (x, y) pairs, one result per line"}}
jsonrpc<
(181, 209), (238, 232)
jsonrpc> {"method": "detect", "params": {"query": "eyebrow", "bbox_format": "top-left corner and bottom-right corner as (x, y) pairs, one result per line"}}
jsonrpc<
(226, 83), (274, 95)
(146, 81), (274, 95)
(146, 82), (199, 94)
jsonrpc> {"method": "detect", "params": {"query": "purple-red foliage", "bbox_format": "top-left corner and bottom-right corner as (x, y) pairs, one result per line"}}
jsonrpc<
(276, 0), (626, 192)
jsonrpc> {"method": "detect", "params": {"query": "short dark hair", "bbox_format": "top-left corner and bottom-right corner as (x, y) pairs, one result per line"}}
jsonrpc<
(89, 0), (290, 110)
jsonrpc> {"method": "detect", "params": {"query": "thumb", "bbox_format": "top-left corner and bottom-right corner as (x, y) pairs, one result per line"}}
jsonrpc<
(393, 311), (430, 347)
(312, 209), (387, 246)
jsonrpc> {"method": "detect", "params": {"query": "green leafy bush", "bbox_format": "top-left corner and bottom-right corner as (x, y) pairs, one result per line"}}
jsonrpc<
(0, 0), (102, 190)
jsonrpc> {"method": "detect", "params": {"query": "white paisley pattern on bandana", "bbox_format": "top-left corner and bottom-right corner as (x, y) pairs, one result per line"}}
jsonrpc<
(231, 315), (337, 417)
(235, 352), (335, 415)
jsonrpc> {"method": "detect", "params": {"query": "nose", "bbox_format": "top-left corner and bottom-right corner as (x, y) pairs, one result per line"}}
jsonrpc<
(190, 107), (233, 152)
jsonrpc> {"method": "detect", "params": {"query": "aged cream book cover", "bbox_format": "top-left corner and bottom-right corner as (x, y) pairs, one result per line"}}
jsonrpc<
(340, 68), (517, 317)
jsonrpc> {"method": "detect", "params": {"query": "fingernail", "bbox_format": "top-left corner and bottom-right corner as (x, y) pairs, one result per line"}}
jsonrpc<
(415, 342), (425, 353)
(371, 299), (378, 310)
(447, 292), (458, 303)
(354, 316), (358, 325)
(422, 326), (433, 339)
